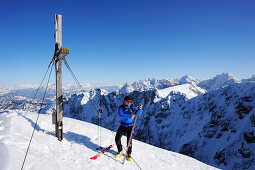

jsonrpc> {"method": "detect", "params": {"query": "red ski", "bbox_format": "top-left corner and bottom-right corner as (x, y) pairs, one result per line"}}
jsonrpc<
(90, 144), (115, 160)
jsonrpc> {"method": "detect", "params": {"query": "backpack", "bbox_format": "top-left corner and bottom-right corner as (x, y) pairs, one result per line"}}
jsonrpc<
(119, 104), (135, 114)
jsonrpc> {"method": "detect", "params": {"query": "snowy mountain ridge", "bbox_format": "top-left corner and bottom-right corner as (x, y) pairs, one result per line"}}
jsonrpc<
(154, 83), (206, 102)
(118, 76), (197, 94)
(198, 72), (241, 91)
(119, 73), (242, 94)
(179, 75), (200, 85)
(119, 78), (179, 94)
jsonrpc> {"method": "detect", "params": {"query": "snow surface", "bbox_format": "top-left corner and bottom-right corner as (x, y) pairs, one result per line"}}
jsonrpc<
(0, 110), (218, 170)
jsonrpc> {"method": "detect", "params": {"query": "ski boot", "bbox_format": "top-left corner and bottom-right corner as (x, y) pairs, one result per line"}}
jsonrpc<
(114, 151), (123, 158)
(126, 154), (132, 161)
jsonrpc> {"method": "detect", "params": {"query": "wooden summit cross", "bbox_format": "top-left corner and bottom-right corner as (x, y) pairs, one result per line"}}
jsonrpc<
(53, 14), (69, 141)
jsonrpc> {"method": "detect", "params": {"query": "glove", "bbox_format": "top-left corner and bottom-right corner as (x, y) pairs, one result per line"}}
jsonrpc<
(130, 114), (135, 118)
(138, 104), (143, 110)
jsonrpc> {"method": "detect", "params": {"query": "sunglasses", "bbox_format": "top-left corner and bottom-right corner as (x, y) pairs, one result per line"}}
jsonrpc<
(125, 100), (132, 103)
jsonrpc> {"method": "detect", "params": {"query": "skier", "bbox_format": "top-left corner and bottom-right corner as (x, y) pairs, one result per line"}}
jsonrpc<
(115, 96), (143, 161)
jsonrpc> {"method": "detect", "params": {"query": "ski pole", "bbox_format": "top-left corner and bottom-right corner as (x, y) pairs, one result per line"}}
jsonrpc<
(97, 113), (100, 149)
(99, 110), (102, 148)
(96, 108), (103, 150)
(122, 109), (140, 164)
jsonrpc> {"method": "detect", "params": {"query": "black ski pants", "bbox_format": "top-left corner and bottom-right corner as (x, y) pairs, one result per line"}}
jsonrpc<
(115, 125), (133, 155)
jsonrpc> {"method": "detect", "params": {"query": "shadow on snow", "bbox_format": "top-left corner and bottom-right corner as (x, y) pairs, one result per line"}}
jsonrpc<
(17, 111), (118, 160)
(63, 131), (118, 161)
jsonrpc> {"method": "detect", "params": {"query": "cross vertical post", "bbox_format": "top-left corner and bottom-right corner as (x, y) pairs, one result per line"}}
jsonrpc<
(55, 14), (63, 141)
(54, 14), (69, 141)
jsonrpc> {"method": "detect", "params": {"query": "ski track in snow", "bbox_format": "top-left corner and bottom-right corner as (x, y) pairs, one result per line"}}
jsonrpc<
(0, 110), (218, 170)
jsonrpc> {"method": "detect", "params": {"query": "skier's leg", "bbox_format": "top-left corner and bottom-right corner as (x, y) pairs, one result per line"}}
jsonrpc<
(115, 125), (125, 153)
(126, 126), (133, 155)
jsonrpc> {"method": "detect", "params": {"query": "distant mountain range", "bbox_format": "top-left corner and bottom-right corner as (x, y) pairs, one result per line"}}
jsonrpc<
(119, 72), (246, 94)
(0, 83), (119, 110)
(1, 73), (254, 111)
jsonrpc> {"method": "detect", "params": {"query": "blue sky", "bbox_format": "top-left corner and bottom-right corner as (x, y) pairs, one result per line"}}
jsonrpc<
(0, 0), (254, 86)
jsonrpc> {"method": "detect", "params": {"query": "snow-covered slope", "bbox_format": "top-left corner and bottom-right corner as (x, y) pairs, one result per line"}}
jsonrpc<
(0, 110), (217, 170)
(154, 83), (206, 102)
(198, 73), (241, 91)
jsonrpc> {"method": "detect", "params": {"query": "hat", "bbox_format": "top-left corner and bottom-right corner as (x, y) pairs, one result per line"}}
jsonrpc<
(124, 96), (131, 101)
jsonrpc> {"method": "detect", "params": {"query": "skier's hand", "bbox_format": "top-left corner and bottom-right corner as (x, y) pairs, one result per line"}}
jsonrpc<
(130, 114), (135, 118)
(138, 104), (143, 110)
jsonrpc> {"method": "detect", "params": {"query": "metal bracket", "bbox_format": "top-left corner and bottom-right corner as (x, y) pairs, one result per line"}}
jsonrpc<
(58, 47), (69, 59)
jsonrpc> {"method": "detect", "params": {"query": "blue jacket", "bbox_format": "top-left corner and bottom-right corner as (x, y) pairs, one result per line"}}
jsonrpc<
(118, 102), (142, 127)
